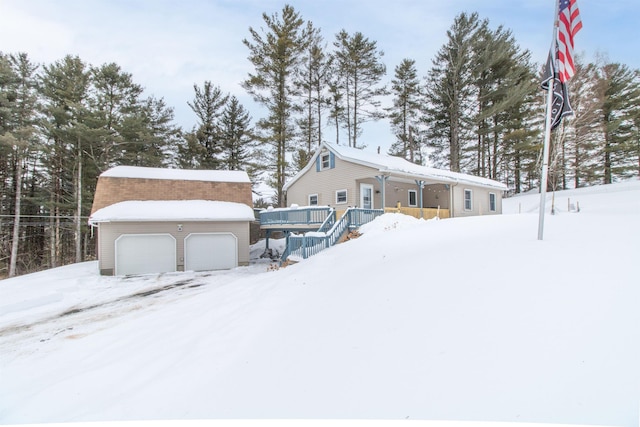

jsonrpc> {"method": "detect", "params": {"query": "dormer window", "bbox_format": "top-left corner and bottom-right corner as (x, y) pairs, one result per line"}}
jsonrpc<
(321, 153), (331, 169)
(316, 151), (335, 172)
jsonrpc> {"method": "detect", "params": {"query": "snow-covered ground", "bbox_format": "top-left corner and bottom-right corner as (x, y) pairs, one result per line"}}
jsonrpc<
(1, 181), (639, 426)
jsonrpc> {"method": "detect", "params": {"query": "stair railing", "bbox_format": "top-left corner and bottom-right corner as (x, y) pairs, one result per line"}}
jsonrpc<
(282, 208), (383, 262)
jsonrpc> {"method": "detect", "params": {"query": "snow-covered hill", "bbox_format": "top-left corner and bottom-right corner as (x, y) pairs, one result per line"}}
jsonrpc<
(1, 181), (639, 426)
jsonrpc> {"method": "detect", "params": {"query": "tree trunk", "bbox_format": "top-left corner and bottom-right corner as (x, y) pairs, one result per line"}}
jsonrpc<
(75, 138), (83, 263)
(8, 156), (23, 277)
(515, 151), (521, 194)
(604, 135), (612, 184)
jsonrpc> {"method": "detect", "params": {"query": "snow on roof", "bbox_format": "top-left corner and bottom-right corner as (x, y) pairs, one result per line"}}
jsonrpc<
(284, 142), (507, 191)
(327, 142), (507, 190)
(89, 200), (255, 224)
(100, 166), (251, 183)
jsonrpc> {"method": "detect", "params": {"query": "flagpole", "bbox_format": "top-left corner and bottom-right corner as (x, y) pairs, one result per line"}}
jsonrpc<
(537, 0), (561, 241)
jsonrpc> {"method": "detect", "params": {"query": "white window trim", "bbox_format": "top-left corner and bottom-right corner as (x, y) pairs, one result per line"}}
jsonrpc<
(335, 189), (348, 205)
(360, 183), (374, 209)
(408, 189), (417, 207)
(464, 189), (473, 211)
(321, 153), (331, 170)
(489, 192), (496, 212)
(309, 194), (319, 206)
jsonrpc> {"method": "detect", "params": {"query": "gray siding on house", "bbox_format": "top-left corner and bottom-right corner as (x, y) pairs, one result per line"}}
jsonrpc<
(97, 221), (250, 275)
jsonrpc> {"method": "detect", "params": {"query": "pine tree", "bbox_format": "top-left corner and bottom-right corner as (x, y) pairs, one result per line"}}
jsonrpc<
(242, 4), (314, 205)
(219, 95), (254, 172)
(333, 30), (387, 148)
(185, 81), (228, 169)
(295, 34), (332, 162)
(424, 12), (480, 172)
(387, 58), (423, 162)
(563, 57), (602, 188)
(89, 62), (144, 170)
(40, 55), (91, 267)
(502, 70), (542, 194)
(134, 95), (181, 167)
(0, 53), (39, 276)
(471, 23), (537, 181)
(327, 80), (344, 145)
(595, 61), (640, 183)
(0, 53), (18, 275)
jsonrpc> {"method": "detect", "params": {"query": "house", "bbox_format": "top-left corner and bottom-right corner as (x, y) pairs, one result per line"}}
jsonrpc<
(89, 166), (255, 276)
(283, 142), (508, 218)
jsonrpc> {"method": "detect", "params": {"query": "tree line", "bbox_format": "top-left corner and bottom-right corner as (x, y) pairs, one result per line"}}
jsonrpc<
(2, 4), (639, 277)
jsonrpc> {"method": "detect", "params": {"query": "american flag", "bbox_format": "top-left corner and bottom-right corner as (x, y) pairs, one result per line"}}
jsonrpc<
(557, 0), (583, 82)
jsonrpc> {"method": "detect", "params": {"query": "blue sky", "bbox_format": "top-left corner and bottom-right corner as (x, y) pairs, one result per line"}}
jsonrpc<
(1, 0), (638, 153)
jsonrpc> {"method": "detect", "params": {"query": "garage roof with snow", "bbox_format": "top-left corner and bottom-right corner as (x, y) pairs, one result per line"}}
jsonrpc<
(101, 166), (251, 183)
(89, 200), (256, 224)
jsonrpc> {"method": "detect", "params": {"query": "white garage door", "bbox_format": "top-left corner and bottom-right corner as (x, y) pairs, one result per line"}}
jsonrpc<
(185, 233), (237, 272)
(115, 234), (176, 276)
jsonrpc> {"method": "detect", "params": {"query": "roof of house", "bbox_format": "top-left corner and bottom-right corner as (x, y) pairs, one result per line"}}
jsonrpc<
(89, 200), (255, 225)
(284, 142), (508, 191)
(101, 166), (251, 183)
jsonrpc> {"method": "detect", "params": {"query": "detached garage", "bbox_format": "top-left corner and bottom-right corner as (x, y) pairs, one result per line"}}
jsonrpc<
(88, 166), (255, 276)
(90, 200), (255, 276)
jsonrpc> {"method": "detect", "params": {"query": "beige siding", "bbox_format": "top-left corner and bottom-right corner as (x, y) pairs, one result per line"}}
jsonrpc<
(423, 184), (450, 209)
(284, 149), (504, 216)
(97, 221), (250, 275)
(383, 182), (451, 210)
(451, 185), (503, 217)
(286, 156), (380, 208)
(286, 163), (459, 211)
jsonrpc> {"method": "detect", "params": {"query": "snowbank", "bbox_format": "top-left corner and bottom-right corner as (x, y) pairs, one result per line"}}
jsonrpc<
(1, 182), (639, 425)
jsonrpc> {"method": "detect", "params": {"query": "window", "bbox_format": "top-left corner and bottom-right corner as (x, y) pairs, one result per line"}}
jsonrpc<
(489, 193), (496, 212)
(464, 189), (472, 211)
(408, 189), (417, 207)
(316, 151), (335, 171)
(309, 194), (318, 206)
(336, 189), (347, 204)
(321, 153), (331, 169)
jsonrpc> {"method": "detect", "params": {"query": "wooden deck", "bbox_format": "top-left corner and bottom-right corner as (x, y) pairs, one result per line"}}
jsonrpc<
(259, 206), (332, 231)
(260, 206), (449, 231)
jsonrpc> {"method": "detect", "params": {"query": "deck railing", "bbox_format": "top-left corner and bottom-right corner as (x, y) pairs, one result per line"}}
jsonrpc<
(259, 206), (332, 227)
(316, 209), (336, 233)
(282, 208), (383, 262)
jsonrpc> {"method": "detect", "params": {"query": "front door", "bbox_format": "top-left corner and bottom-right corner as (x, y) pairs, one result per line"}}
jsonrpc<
(360, 183), (374, 209)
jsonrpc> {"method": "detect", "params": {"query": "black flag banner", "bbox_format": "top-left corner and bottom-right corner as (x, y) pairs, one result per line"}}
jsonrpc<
(541, 49), (574, 130)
